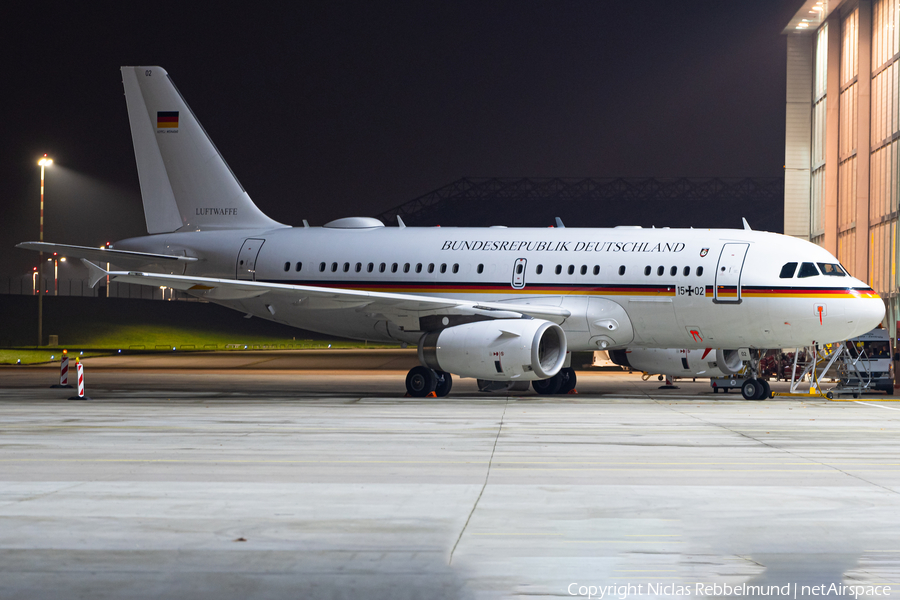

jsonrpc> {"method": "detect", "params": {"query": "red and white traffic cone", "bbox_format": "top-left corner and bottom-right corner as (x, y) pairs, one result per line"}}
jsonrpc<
(68, 358), (90, 400)
(52, 350), (73, 388)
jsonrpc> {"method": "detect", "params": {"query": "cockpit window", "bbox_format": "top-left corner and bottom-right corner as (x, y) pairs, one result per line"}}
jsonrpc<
(797, 262), (820, 278)
(779, 262), (798, 278)
(817, 262), (846, 276)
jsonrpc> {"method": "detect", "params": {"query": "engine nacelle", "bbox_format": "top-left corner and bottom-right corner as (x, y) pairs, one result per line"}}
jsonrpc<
(418, 319), (567, 381)
(608, 347), (745, 378)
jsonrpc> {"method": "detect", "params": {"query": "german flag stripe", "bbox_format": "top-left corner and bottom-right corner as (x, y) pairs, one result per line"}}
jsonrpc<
(263, 280), (878, 299)
(157, 111), (179, 128)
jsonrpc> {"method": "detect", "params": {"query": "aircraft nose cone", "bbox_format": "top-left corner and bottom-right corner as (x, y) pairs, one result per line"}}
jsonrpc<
(850, 296), (885, 338)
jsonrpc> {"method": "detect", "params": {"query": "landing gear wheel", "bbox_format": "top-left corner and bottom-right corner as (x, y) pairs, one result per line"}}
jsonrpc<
(826, 391), (834, 399)
(760, 379), (771, 399)
(741, 378), (764, 400)
(434, 371), (453, 397)
(533, 372), (563, 395)
(558, 368), (577, 394)
(406, 366), (437, 397)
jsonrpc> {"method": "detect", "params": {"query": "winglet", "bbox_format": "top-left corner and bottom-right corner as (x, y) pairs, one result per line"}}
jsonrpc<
(397, 216), (406, 228)
(81, 259), (108, 288)
(742, 217), (752, 230)
(555, 217), (565, 228)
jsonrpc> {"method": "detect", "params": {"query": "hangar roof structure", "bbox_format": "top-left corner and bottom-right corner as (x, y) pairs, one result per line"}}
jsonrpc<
(375, 177), (785, 232)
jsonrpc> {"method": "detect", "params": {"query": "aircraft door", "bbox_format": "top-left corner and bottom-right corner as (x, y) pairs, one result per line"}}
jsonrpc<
(511, 258), (527, 289)
(236, 238), (265, 281)
(714, 243), (749, 304)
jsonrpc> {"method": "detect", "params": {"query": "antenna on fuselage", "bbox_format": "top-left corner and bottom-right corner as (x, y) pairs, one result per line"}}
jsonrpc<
(555, 217), (565, 228)
(742, 217), (752, 230)
(302, 219), (310, 228)
(397, 216), (406, 228)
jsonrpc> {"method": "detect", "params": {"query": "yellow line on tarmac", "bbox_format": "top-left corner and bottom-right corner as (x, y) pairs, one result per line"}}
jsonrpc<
(829, 398), (900, 402)
(472, 533), (563, 536)
(564, 540), (685, 544)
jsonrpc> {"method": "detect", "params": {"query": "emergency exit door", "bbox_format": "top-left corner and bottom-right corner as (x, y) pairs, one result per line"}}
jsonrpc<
(236, 238), (265, 280)
(714, 243), (749, 304)
(511, 258), (527, 289)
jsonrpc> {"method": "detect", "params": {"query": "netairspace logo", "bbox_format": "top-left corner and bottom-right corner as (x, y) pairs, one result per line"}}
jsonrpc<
(566, 583), (893, 600)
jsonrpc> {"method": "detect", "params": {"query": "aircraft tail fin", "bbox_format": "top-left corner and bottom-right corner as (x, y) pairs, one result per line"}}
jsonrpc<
(120, 66), (284, 234)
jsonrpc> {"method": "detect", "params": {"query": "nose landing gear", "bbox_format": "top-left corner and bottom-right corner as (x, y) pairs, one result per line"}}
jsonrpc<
(741, 377), (771, 400)
(740, 350), (772, 400)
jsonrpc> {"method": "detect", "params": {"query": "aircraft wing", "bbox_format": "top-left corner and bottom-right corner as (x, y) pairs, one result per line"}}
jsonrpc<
(17, 242), (199, 266)
(81, 261), (571, 329)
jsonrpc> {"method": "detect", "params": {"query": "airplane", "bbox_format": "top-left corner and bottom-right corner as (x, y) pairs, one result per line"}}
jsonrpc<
(17, 66), (886, 400)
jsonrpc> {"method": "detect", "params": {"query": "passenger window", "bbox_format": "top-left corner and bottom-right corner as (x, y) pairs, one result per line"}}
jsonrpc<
(697, 266), (703, 276)
(593, 265), (600, 275)
(283, 262), (290, 272)
(657, 266), (664, 276)
(536, 264), (543, 274)
(516, 264), (523, 274)
(367, 263), (374, 272)
(670, 266), (677, 276)
(683, 266), (690, 276)
(391, 263), (398, 273)
(355, 262), (362, 272)
(440, 263), (447, 273)
(379, 263), (386, 273)
(567, 265), (575, 275)
(555, 265), (562, 275)
(817, 262), (847, 276)
(404, 263), (411, 273)
(580, 265), (587, 275)
(319, 262), (326, 272)
(331, 262), (338, 272)
(618, 265), (626, 276)
(477, 264), (484, 274)
(644, 266), (651, 276)
(452, 264), (459, 273)
(415, 263), (422, 273)
(296, 262), (302, 272)
(798, 262), (819, 278)
(343, 263), (350, 272)
(779, 262), (798, 278)
(428, 263), (434, 273)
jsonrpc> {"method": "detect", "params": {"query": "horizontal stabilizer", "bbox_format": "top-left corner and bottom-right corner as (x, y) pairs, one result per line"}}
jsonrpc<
(17, 242), (198, 267)
(82, 260), (107, 288)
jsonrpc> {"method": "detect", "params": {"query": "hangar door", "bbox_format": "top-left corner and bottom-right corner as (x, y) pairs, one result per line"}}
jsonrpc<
(714, 243), (749, 304)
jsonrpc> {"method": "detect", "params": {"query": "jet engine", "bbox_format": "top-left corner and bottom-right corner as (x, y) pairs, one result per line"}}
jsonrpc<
(609, 347), (745, 378)
(418, 319), (567, 381)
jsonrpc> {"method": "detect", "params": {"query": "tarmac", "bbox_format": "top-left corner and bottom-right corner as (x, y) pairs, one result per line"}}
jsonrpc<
(1, 351), (899, 599)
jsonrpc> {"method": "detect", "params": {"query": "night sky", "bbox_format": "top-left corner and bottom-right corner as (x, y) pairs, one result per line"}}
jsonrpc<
(2, 1), (799, 278)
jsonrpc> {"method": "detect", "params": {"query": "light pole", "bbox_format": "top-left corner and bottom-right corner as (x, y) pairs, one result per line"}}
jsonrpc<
(37, 155), (52, 346)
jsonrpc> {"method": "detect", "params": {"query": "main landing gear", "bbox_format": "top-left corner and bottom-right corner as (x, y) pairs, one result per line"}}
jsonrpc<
(532, 367), (577, 395)
(405, 366), (453, 398)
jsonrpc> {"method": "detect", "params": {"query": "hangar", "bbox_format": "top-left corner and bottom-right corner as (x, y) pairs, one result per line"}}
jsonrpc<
(784, 0), (899, 332)
(376, 176), (785, 231)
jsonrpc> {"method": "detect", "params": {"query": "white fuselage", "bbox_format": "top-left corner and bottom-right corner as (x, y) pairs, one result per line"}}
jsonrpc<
(115, 224), (885, 351)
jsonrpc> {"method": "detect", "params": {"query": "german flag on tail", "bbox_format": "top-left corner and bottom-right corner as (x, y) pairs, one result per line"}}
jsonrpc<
(157, 111), (179, 129)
